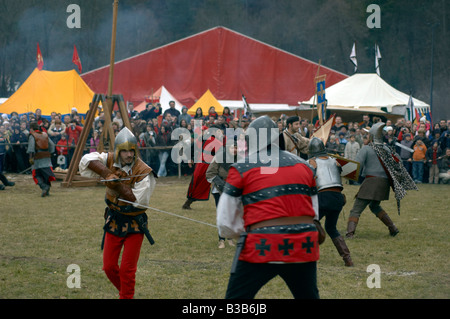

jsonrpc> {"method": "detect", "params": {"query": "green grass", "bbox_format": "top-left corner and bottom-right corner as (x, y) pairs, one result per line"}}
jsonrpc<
(0, 173), (449, 299)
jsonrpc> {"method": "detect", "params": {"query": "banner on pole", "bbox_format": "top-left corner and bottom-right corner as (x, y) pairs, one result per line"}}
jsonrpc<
(315, 75), (327, 125)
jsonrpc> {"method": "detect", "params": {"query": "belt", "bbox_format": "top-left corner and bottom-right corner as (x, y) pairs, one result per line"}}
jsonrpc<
(318, 187), (342, 193)
(249, 216), (314, 231)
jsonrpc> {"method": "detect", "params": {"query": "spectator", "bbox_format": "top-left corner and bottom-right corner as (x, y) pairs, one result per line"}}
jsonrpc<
(237, 132), (247, 158)
(111, 122), (120, 135)
(178, 106), (192, 126)
(332, 116), (346, 132)
(359, 114), (372, 129)
(426, 141), (444, 184)
(399, 133), (414, 177)
(65, 119), (83, 167)
(163, 100), (181, 122)
(326, 134), (338, 154)
(438, 119), (448, 135)
(207, 106), (218, 119)
(142, 102), (162, 121)
(344, 134), (360, 161)
(89, 130), (100, 153)
(414, 128), (430, 149)
(139, 124), (156, 167)
(127, 102), (138, 119)
(412, 139), (427, 183)
(112, 111), (123, 129)
(222, 107), (233, 123)
(65, 119), (83, 145)
(155, 125), (172, 177)
(48, 119), (64, 144)
(10, 126), (28, 172)
(56, 134), (69, 170)
(337, 132), (347, 156)
(70, 107), (79, 121)
(193, 107), (204, 120)
(438, 148), (450, 184)
(383, 126), (396, 149)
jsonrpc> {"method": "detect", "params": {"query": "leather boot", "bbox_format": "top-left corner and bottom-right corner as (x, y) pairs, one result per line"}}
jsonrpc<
(332, 236), (354, 267)
(377, 210), (399, 236)
(346, 217), (359, 239)
(182, 199), (193, 210)
(0, 173), (14, 186)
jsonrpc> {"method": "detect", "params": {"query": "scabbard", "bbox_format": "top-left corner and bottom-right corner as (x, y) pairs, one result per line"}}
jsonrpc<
(135, 214), (155, 245)
(230, 232), (247, 274)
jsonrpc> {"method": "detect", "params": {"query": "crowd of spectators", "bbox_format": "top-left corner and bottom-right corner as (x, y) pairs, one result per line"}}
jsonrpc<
(1, 102), (449, 184)
(323, 114), (450, 184)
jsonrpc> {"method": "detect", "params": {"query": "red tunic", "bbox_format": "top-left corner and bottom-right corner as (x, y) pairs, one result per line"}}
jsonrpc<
(186, 136), (224, 201)
(224, 151), (319, 263)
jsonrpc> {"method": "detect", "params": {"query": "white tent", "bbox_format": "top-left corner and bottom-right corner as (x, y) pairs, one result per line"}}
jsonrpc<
(134, 86), (183, 113)
(301, 73), (429, 116)
(218, 100), (296, 113)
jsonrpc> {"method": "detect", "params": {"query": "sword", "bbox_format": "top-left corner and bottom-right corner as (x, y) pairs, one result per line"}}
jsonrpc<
(100, 173), (150, 182)
(118, 198), (217, 228)
(395, 142), (414, 153)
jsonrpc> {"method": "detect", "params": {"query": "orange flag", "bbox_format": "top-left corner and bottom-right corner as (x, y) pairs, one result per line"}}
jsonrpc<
(36, 43), (44, 70)
(72, 45), (82, 73)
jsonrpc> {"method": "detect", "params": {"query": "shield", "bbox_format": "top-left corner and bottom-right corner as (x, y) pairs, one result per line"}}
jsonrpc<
(329, 153), (361, 181)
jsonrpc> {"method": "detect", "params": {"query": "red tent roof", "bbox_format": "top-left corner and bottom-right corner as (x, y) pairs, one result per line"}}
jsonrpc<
(81, 26), (348, 108)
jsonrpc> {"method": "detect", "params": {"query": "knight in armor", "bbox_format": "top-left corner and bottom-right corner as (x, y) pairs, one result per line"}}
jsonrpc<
(308, 137), (353, 267)
(27, 121), (56, 197)
(206, 137), (240, 248)
(279, 116), (310, 160)
(79, 127), (157, 299)
(346, 122), (417, 238)
(217, 116), (323, 299)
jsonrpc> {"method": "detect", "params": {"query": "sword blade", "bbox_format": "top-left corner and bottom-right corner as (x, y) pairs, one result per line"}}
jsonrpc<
(118, 198), (217, 228)
(100, 173), (150, 182)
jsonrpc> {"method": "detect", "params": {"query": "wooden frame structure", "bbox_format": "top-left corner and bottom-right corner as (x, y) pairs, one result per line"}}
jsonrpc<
(61, 93), (132, 187)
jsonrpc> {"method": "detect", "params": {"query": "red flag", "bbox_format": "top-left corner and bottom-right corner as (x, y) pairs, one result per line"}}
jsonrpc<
(72, 45), (82, 73)
(36, 43), (44, 70)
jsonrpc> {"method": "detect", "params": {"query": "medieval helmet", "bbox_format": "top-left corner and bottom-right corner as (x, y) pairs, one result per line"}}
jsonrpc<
(369, 122), (386, 144)
(308, 137), (328, 158)
(114, 127), (138, 164)
(246, 115), (278, 152)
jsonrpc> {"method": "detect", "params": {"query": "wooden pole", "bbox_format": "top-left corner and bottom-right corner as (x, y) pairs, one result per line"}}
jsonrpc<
(108, 0), (119, 98)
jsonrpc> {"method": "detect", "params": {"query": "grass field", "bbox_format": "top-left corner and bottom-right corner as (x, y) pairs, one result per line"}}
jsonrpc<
(0, 172), (449, 299)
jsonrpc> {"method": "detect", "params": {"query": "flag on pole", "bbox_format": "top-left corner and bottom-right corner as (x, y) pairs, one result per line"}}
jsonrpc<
(72, 45), (82, 73)
(315, 75), (327, 125)
(242, 94), (250, 116)
(407, 94), (414, 122)
(36, 43), (44, 70)
(312, 114), (335, 145)
(424, 108), (432, 127)
(413, 107), (421, 126)
(349, 42), (357, 73)
(375, 44), (382, 76)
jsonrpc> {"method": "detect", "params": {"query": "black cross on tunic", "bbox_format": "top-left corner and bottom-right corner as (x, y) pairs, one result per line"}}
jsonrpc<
(255, 239), (271, 256)
(278, 239), (294, 256)
(302, 236), (314, 254)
